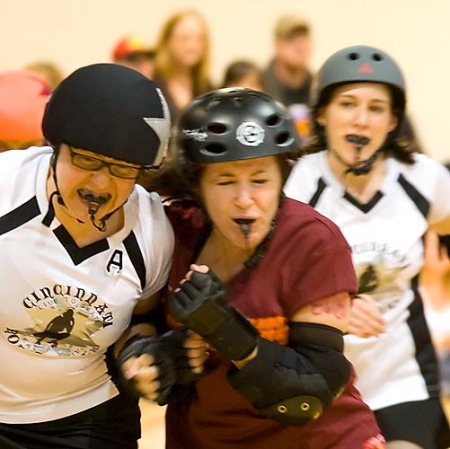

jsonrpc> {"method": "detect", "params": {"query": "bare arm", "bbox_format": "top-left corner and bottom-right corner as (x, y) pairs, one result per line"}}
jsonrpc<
(235, 292), (351, 368)
(291, 292), (351, 332)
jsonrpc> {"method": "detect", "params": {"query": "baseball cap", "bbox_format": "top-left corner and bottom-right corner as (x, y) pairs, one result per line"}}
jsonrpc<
(42, 63), (170, 166)
(112, 35), (154, 61)
(0, 70), (51, 141)
(275, 15), (310, 39)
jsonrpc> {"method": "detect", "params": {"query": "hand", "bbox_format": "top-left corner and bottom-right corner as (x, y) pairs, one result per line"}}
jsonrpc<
(159, 328), (209, 384)
(118, 336), (175, 403)
(117, 328), (208, 404)
(169, 265), (259, 361)
(347, 294), (385, 338)
(120, 347), (163, 402)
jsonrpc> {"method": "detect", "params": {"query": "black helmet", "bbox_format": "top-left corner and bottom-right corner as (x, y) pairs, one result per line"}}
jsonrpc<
(176, 87), (299, 171)
(42, 63), (170, 166)
(312, 45), (406, 120)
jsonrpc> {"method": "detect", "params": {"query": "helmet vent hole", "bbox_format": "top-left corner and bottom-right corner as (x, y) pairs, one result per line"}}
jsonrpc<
(275, 131), (292, 145)
(372, 53), (383, 62)
(206, 98), (221, 111)
(202, 143), (227, 155)
(348, 52), (360, 61)
(232, 97), (244, 107)
(266, 114), (281, 126)
(208, 123), (228, 134)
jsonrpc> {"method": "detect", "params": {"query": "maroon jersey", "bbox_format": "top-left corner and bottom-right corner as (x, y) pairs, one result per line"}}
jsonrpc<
(164, 198), (385, 449)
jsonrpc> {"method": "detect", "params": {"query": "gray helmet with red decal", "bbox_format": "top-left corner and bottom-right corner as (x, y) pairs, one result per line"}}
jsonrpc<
(311, 45), (406, 122)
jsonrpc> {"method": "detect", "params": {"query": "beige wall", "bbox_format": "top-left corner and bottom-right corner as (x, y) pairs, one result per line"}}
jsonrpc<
(3, 0), (450, 161)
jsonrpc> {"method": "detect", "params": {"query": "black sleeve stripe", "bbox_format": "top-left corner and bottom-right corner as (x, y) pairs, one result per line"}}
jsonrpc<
(123, 231), (146, 290)
(308, 177), (327, 208)
(398, 174), (430, 218)
(408, 275), (441, 395)
(0, 197), (40, 236)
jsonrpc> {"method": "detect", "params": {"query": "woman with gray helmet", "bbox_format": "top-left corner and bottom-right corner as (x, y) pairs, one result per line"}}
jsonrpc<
(141, 87), (386, 448)
(0, 63), (205, 449)
(285, 45), (450, 448)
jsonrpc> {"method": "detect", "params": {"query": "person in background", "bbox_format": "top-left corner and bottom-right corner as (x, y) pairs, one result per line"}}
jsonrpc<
(0, 70), (51, 152)
(112, 35), (155, 79)
(152, 9), (213, 122)
(222, 59), (264, 91)
(421, 232), (450, 402)
(126, 87), (387, 448)
(0, 63), (204, 449)
(262, 14), (314, 143)
(420, 162), (450, 418)
(25, 60), (65, 90)
(284, 45), (450, 449)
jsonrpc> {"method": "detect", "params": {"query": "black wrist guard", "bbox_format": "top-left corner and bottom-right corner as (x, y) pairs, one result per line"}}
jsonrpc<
(170, 270), (259, 361)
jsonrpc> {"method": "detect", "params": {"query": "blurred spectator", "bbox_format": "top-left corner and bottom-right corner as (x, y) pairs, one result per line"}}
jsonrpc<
(421, 231), (450, 397)
(25, 60), (65, 90)
(222, 60), (263, 91)
(421, 164), (450, 400)
(0, 70), (51, 151)
(152, 9), (213, 121)
(112, 35), (155, 78)
(262, 14), (314, 143)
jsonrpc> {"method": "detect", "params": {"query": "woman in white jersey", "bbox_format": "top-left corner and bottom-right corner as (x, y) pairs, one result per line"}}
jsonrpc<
(284, 45), (450, 449)
(0, 63), (205, 449)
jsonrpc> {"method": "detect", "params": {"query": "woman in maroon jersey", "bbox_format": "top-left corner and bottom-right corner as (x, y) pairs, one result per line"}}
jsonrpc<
(126, 87), (386, 449)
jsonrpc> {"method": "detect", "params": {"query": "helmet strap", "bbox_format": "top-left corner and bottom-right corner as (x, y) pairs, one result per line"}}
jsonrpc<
(48, 149), (123, 232)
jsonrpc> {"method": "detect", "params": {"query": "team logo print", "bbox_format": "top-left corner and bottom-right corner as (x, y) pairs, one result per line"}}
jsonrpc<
(107, 249), (123, 276)
(4, 285), (113, 357)
(236, 122), (265, 146)
(358, 63), (373, 74)
(143, 87), (171, 167)
(183, 128), (208, 142)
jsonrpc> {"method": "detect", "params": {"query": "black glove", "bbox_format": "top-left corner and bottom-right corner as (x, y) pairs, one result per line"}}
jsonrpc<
(169, 270), (259, 361)
(159, 328), (204, 386)
(117, 328), (201, 405)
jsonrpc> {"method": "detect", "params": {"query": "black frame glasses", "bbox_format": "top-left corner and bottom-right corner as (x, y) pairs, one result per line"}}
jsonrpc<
(68, 147), (143, 179)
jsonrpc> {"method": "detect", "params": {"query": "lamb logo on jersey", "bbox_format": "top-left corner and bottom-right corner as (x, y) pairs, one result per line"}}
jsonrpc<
(352, 241), (410, 313)
(3, 283), (114, 357)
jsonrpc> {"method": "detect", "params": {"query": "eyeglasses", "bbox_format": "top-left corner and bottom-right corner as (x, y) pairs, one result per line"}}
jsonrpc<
(68, 147), (143, 179)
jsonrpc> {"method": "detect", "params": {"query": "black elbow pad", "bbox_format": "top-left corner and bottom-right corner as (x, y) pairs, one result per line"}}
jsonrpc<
(227, 323), (351, 425)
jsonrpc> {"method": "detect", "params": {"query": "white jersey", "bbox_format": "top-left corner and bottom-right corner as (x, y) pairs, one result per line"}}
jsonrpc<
(0, 147), (174, 423)
(284, 151), (450, 410)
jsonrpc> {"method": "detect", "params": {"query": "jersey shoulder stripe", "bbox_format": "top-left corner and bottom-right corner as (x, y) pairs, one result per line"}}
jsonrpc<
(0, 196), (40, 236)
(123, 231), (146, 289)
(398, 174), (429, 218)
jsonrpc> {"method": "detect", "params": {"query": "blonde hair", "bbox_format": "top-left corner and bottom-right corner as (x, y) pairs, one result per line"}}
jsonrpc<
(153, 9), (211, 94)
